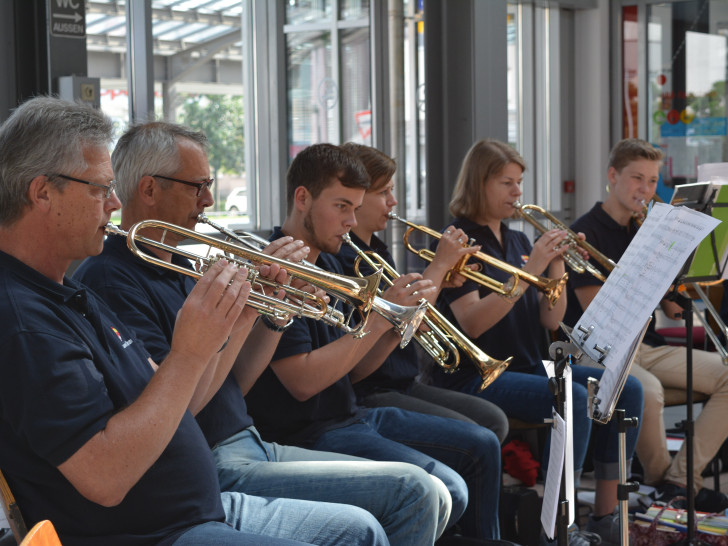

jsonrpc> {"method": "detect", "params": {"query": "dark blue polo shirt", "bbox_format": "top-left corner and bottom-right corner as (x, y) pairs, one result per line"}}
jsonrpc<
(434, 218), (544, 385)
(565, 202), (665, 346)
(335, 232), (419, 397)
(0, 249), (224, 546)
(244, 227), (365, 447)
(74, 233), (253, 448)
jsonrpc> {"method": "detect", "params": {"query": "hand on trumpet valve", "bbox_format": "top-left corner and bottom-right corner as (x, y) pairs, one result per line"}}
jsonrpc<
(382, 273), (436, 307)
(528, 229), (570, 275)
(173, 260), (251, 360)
(434, 228), (481, 288)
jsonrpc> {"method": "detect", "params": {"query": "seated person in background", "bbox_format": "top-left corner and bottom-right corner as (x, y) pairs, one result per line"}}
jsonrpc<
(565, 137), (728, 513)
(433, 138), (644, 546)
(0, 96), (313, 545)
(74, 121), (446, 546)
(334, 142), (509, 443)
(245, 143), (503, 541)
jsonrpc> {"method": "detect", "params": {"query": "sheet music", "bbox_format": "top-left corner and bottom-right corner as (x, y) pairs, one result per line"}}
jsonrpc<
(542, 360), (575, 523)
(574, 202), (719, 371)
(541, 410), (566, 540)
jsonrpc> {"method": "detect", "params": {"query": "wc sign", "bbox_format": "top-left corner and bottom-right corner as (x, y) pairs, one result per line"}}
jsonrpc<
(50, 0), (86, 39)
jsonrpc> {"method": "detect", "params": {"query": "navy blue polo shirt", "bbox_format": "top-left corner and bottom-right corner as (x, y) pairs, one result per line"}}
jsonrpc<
(74, 233), (254, 448)
(565, 202), (665, 346)
(244, 227), (365, 447)
(434, 218), (543, 385)
(335, 232), (419, 397)
(0, 249), (224, 546)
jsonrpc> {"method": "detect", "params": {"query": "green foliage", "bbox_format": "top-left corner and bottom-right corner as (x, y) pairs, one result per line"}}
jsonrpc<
(178, 94), (245, 177)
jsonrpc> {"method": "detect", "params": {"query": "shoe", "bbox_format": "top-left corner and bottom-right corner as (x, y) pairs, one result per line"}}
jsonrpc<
(651, 482), (687, 506)
(539, 524), (601, 545)
(586, 512), (630, 546)
(694, 488), (728, 513)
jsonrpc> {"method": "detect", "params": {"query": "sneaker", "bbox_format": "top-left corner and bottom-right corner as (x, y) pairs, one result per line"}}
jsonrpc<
(651, 482), (688, 506)
(586, 512), (630, 546)
(540, 524), (601, 546)
(695, 488), (728, 513)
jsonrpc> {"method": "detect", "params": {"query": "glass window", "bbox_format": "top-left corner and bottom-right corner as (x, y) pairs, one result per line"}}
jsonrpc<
(286, 1), (333, 25)
(284, 1), (369, 161)
(625, 1), (728, 186)
(287, 31), (334, 158)
(341, 27), (371, 145)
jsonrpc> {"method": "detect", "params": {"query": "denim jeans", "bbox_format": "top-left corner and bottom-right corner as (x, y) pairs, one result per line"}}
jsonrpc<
(172, 520), (312, 545)
(465, 364), (643, 481)
(214, 426), (443, 545)
(313, 406), (502, 540)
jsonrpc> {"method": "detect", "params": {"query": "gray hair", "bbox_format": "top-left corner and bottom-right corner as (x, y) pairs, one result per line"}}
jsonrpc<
(0, 96), (114, 226)
(112, 121), (208, 206)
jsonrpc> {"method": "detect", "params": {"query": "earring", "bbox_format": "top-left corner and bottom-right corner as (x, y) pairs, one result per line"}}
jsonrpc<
(605, 184), (610, 194)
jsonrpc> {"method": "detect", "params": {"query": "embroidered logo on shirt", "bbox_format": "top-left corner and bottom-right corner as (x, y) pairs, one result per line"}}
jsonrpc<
(111, 326), (134, 349)
(521, 254), (529, 267)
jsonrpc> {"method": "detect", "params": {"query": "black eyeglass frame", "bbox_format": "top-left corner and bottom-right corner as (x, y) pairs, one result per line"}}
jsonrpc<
(51, 174), (117, 199)
(152, 174), (215, 197)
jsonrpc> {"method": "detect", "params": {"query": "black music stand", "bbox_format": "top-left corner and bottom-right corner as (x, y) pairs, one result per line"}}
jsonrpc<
(666, 181), (728, 546)
(548, 347), (571, 546)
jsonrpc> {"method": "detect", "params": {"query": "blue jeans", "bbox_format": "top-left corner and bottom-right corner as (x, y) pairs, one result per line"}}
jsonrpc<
(313, 406), (502, 540)
(173, 520), (312, 545)
(466, 364), (643, 480)
(214, 426), (442, 545)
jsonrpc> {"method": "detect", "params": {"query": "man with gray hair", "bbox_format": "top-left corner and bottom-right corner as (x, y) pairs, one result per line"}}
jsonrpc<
(0, 95), (319, 546)
(74, 120), (450, 546)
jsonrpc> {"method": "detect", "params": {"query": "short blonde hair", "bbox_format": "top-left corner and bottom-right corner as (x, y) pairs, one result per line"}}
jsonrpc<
(449, 139), (526, 221)
(608, 139), (663, 173)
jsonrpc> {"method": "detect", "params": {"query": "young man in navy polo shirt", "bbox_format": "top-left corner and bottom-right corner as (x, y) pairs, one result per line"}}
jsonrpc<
(244, 143), (504, 541)
(75, 121), (447, 546)
(565, 138), (728, 512)
(0, 98), (311, 545)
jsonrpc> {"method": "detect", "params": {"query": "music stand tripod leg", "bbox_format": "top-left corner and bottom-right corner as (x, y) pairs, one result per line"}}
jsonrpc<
(615, 409), (639, 546)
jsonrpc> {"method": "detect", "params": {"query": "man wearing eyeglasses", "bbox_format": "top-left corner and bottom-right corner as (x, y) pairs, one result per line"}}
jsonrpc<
(0, 97), (319, 545)
(74, 121), (449, 546)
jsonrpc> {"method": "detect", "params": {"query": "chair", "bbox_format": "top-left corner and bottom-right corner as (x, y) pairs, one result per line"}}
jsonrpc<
(19, 521), (61, 546)
(0, 469), (28, 543)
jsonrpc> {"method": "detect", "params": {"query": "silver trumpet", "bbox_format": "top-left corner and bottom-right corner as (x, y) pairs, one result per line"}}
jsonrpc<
(197, 214), (427, 347)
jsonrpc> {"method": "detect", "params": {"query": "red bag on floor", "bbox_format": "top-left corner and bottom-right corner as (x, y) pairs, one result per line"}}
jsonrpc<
(502, 439), (540, 487)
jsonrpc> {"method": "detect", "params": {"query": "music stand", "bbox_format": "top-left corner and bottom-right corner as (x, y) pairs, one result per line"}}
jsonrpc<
(667, 180), (728, 545)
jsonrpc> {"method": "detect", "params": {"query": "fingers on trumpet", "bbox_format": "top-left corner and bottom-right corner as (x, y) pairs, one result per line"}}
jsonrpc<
(383, 273), (435, 306)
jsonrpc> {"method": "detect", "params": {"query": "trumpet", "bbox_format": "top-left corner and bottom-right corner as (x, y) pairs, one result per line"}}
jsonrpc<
(342, 234), (510, 391)
(512, 201), (617, 282)
(388, 212), (568, 308)
(196, 214), (427, 347)
(105, 220), (378, 337)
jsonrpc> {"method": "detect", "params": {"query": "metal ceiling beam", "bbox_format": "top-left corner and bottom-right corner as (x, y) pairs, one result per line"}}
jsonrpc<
(87, 2), (241, 28)
(166, 27), (241, 82)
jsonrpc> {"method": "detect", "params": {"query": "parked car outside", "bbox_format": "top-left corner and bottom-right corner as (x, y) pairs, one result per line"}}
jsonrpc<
(225, 187), (247, 213)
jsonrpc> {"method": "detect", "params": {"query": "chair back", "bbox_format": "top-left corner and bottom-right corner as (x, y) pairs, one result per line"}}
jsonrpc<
(19, 521), (61, 546)
(0, 469), (28, 542)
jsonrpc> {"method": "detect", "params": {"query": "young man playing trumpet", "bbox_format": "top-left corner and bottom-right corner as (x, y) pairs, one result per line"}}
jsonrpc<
(333, 143), (510, 443)
(244, 143), (503, 541)
(74, 121), (449, 546)
(565, 138), (728, 513)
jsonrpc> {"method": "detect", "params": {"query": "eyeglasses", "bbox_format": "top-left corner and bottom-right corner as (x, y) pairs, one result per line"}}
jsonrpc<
(52, 174), (117, 199)
(152, 174), (215, 197)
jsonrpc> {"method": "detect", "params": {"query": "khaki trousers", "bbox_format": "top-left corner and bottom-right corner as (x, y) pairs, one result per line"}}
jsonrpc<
(631, 343), (728, 491)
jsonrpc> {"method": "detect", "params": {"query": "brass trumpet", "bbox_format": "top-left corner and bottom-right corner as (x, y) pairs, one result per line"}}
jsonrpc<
(512, 201), (616, 282)
(342, 233), (510, 391)
(196, 214), (427, 347)
(105, 220), (380, 337)
(388, 212), (568, 308)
